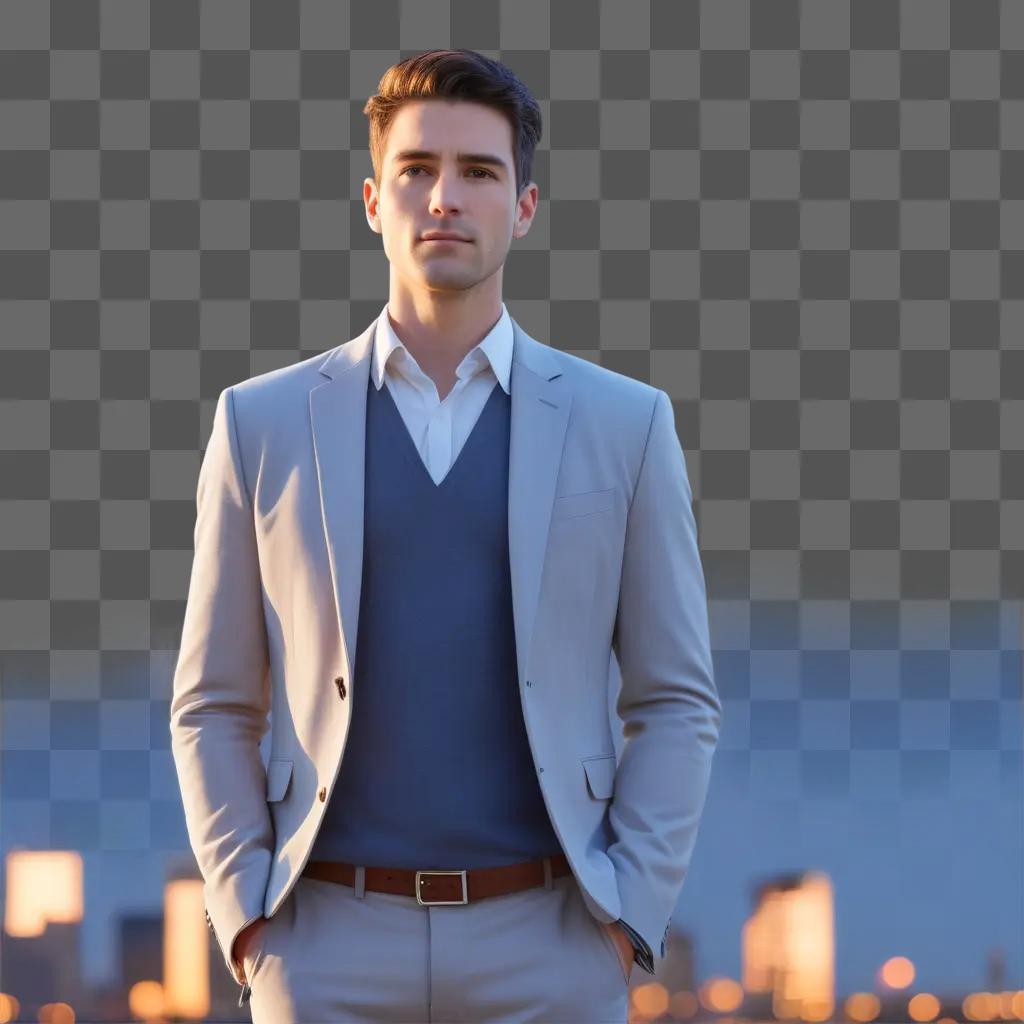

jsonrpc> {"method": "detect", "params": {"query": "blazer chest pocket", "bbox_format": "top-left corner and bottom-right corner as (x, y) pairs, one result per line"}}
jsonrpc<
(551, 488), (616, 522)
(266, 758), (293, 802)
(582, 753), (617, 800)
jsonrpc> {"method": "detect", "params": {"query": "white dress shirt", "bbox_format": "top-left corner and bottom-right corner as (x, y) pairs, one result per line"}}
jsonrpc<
(370, 301), (515, 486)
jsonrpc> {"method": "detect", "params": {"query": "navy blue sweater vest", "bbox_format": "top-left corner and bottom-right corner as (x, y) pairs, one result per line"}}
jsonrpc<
(308, 373), (563, 869)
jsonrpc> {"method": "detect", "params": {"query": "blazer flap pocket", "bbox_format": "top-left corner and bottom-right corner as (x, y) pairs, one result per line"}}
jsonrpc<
(266, 758), (293, 802)
(582, 753), (617, 800)
(552, 488), (616, 521)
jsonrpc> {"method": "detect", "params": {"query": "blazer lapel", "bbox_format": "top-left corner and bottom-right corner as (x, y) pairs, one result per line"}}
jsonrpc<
(505, 320), (572, 688)
(308, 314), (572, 694)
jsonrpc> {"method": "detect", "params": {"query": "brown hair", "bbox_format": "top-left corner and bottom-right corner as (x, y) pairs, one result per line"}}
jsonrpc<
(363, 49), (543, 199)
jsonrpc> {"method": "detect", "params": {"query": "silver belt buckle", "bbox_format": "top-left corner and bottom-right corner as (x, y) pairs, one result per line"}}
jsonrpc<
(415, 869), (469, 905)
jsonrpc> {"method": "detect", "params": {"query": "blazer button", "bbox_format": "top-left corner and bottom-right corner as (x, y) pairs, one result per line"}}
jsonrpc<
(318, 786), (327, 802)
(335, 676), (346, 699)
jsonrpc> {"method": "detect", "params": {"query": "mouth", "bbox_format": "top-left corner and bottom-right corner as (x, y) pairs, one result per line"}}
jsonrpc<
(421, 235), (471, 244)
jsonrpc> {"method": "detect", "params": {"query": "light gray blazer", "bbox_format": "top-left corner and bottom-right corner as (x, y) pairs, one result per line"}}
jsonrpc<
(169, 313), (722, 985)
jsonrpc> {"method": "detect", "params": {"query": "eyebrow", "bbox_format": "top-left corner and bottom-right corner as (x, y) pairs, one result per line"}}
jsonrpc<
(390, 149), (509, 173)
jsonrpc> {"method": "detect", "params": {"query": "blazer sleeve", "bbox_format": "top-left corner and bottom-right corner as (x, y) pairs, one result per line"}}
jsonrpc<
(617, 916), (656, 976)
(168, 385), (274, 986)
(607, 388), (722, 967)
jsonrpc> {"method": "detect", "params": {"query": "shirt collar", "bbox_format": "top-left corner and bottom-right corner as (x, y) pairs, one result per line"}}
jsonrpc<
(370, 301), (513, 396)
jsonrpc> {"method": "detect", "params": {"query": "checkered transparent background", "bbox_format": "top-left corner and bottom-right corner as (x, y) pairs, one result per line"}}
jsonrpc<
(0, 0), (1020, 972)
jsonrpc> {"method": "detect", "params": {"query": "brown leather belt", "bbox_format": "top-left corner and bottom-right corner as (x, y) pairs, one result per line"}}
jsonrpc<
(302, 851), (571, 905)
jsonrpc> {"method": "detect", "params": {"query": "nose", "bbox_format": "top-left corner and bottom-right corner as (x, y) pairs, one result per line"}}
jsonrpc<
(429, 171), (465, 216)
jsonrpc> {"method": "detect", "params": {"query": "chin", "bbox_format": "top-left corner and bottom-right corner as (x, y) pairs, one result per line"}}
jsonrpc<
(418, 267), (480, 290)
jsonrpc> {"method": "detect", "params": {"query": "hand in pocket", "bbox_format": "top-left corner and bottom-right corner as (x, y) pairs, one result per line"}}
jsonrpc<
(604, 922), (634, 983)
(232, 916), (269, 983)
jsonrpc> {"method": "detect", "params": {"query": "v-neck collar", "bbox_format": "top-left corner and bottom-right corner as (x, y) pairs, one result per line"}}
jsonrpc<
(375, 374), (505, 491)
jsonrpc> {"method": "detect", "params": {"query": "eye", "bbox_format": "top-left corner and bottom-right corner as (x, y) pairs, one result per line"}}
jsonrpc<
(401, 166), (495, 179)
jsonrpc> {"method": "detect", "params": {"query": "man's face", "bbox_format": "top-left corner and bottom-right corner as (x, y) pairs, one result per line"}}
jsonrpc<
(364, 99), (538, 295)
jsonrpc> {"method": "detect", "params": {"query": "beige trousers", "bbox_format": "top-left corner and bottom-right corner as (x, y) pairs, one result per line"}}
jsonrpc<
(240, 864), (631, 1023)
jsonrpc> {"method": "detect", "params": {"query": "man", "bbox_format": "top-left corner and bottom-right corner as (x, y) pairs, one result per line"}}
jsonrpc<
(170, 48), (720, 1022)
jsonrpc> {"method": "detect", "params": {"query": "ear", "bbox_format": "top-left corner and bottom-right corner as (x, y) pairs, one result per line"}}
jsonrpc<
(513, 181), (540, 239)
(364, 178), (382, 235)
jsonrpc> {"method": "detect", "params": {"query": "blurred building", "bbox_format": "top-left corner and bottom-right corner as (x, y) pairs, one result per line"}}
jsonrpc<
(741, 869), (835, 1021)
(119, 912), (163, 996)
(1, 850), (86, 1015)
(651, 920), (696, 995)
(163, 859), (251, 1020)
